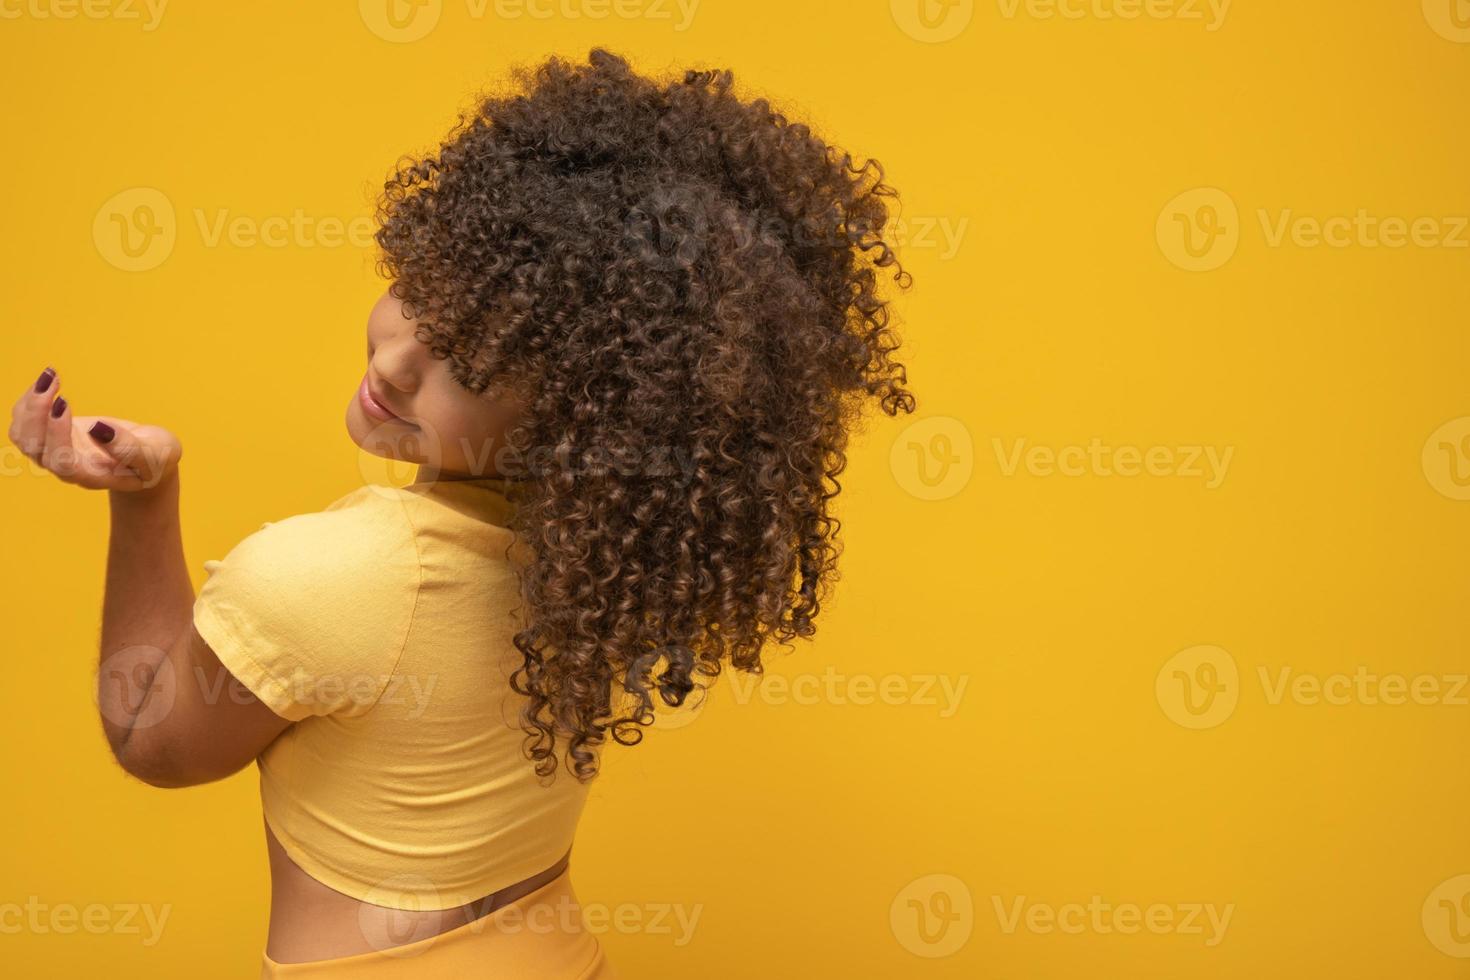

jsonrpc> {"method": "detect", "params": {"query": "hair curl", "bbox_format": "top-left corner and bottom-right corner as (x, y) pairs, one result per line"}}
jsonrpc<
(376, 49), (915, 780)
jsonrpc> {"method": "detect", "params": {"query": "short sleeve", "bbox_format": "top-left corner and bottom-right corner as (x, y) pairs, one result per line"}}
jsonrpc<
(192, 494), (421, 721)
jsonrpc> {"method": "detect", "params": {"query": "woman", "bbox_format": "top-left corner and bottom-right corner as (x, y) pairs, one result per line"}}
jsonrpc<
(9, 50), (913, 976)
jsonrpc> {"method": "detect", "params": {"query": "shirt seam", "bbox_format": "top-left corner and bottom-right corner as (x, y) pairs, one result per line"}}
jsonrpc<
(361, 490), (425, 716)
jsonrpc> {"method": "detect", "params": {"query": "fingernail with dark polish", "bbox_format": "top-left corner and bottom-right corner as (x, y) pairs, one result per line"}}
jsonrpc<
(88, 421), (115, 444)
(50, 396), (67, 418)
(34, 368), (55, 393)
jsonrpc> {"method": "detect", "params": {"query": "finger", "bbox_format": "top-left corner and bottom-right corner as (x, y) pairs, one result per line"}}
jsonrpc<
(41, 392), (79, 480)
(9, 366), (57, 463)
(59, 415), (126, 489)
(86, 418), (168, 488)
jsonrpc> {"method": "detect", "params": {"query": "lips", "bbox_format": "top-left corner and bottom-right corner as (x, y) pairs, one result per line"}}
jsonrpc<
(359, 375), (408, 424)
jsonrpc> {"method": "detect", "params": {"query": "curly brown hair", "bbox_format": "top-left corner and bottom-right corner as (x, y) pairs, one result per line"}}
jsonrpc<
(375, 49), (915, 780)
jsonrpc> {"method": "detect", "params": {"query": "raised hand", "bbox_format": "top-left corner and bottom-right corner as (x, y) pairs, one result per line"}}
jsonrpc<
(8, 367), (182, 491)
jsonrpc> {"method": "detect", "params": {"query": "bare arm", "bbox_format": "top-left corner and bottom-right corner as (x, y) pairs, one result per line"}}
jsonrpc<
(96, 472), (191, 753)
(10, 367), (291, 788)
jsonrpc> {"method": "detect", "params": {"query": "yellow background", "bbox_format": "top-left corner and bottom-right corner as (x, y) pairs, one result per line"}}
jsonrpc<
(2, 0), (1469, 976)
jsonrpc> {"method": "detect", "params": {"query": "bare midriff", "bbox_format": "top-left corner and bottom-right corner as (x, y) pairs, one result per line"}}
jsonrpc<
(263, 821), (572, 965)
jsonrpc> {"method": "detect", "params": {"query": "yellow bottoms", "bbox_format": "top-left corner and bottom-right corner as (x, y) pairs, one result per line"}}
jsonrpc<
(260, 868), (616, 979)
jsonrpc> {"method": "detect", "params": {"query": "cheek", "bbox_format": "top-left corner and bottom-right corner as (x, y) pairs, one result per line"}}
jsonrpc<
(414, 356), (522, 465)
(410, 390), (484, 467)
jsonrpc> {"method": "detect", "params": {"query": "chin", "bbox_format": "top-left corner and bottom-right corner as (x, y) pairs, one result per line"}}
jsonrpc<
(344, 402), (391, 458)
(349, 406), (434, 467)
(344, 401), (371, 450)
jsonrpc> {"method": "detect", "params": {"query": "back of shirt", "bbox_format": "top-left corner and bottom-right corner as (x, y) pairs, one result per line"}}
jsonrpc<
(193, 477), (590, 911)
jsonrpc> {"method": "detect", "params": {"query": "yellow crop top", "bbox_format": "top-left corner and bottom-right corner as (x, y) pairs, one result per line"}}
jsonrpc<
(192, 477), (590, 911)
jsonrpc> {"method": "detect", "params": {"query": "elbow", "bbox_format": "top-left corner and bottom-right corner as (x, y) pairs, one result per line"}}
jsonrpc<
(113, 746), (187, 789)
(124, 764), (199, 790)
(112, 739), (220, 790)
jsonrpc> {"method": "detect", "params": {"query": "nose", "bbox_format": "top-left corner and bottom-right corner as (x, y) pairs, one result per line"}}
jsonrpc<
(371, 336), (421, 393)
(367, 292), (422, 392)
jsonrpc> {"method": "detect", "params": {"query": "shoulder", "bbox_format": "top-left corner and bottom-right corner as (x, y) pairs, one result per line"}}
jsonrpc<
(194, 486), (424, 719)
(210, 486), (421, 586)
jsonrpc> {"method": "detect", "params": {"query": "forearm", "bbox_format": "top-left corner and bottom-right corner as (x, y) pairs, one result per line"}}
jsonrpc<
(96, 470), (195, 753)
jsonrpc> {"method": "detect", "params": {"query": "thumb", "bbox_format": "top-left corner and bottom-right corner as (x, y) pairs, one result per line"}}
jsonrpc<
(86, 419), (176, 488)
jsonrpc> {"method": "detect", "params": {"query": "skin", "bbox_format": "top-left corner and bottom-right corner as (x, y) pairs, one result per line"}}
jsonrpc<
(7, 291), (547, 964)
(346, 291), (526, 479)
